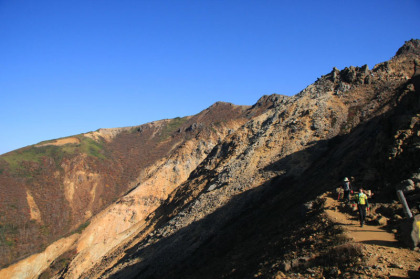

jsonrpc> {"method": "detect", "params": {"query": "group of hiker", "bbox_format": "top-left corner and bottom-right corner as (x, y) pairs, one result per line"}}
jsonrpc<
(339, 177), (370, 227)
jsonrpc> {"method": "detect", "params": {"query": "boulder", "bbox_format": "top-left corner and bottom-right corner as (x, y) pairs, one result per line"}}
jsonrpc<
(376, 216), (389, 226)
(331, 67), (340, 81)
(397, 179), (415, 192)
(394, 214), (403, 220)
(399, 214), (420, 249)
(410, 172), (420, 183)
(279, 261), (292, 272)
(207, 184), (217, 192)
(341, 66), (357, 83)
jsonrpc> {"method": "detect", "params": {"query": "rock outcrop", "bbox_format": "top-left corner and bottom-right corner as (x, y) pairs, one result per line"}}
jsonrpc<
(0, 39), (419, 279)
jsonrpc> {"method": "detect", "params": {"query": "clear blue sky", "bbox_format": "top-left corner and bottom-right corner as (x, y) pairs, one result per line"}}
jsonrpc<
(1, 0), (419, 155)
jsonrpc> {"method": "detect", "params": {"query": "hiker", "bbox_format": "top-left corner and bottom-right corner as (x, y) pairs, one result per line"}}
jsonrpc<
(341, 177), (352, 202)
(355, 187), (369, 227)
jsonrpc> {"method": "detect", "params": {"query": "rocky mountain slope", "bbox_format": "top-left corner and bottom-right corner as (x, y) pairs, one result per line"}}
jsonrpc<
(1, 39), (419, 278)
(0, 101), (256, 268)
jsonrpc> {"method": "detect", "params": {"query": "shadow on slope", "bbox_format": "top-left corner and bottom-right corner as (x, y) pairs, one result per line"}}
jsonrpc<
(102, 78), (419, 279)
(104, 125), (381, 278)
(107, 173), (316, 278)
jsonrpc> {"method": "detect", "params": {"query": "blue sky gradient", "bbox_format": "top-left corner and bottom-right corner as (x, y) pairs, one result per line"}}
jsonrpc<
(1, 0), (419, 154)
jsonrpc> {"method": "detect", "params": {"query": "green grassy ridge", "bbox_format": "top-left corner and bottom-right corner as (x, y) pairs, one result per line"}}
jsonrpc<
(1, 135), (108, 174)
(159, 117), (189, 141)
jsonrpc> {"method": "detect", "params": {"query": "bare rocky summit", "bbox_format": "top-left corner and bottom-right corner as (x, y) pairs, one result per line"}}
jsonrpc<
(0, 39), (419, 278)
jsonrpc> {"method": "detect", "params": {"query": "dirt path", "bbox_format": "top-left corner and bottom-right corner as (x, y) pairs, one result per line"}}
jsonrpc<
(325, 196), (397, 246)
(324, 195), (419, 278)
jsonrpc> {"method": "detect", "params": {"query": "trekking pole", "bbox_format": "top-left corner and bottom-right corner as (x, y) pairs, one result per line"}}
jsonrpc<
(397, 190), (413, 218)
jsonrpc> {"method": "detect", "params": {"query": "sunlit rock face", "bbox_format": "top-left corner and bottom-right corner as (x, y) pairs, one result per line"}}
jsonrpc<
(1, 39), (419, 279)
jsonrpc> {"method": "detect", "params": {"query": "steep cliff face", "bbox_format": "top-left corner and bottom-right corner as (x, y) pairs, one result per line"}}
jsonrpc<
(0, 39), (419, 279)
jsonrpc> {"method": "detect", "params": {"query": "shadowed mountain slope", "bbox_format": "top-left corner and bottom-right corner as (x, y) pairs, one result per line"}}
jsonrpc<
(0, 39), (419, 279)
(0, 101), (264, 268)
(85, 40), (419, 279)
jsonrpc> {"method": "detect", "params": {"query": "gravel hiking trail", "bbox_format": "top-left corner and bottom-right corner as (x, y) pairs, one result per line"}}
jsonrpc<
(324, 195), (419, 278)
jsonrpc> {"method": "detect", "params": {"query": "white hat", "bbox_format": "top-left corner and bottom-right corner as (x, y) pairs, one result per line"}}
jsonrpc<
(344, 177), (349, 182)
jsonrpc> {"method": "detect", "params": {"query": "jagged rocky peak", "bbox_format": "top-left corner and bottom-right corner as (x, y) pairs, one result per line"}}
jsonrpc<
(325, 39), (420, 85)
(341, 64), (370, 84)
(395, 38), (420, 57)
(297, 64), (373, 100)
(327, 64), (371, 85)
(253, 94), (290, 107)
(1, 39), (419, 279)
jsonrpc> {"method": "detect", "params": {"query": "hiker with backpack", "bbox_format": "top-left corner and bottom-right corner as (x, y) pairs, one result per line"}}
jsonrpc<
(341, 177), (352, 202)
(354, 187), (369, 227)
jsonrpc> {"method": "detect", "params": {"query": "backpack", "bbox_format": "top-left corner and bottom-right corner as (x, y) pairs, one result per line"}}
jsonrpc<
(357, 193), (367, 205)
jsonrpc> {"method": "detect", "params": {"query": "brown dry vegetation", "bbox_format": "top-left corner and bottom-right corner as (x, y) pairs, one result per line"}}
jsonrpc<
(0, 39), (419, 278)
(83, 40), (420, 279)
(0, 100), (260, 268)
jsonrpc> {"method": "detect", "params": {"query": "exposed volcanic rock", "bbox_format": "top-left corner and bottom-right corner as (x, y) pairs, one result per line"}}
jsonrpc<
(0, 101), (255, 269)
(0, 39), (419, 279)
(396, 38), (420, 57)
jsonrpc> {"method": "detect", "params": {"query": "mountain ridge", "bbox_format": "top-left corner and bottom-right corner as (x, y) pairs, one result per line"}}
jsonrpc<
(0, 100), (258, 267)
(0, 39), (419, 278)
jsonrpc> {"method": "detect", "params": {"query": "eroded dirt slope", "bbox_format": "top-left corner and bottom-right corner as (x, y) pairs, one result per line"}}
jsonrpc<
(1, 39), (419, 279)
(0, 101), (254, 269)
(62, 40), (420, 279)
